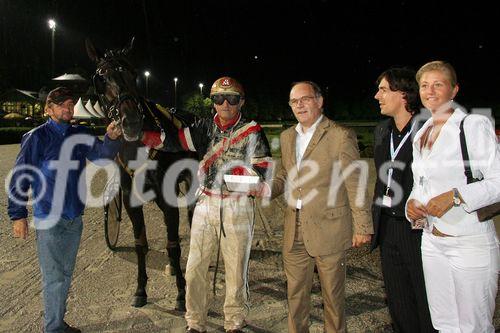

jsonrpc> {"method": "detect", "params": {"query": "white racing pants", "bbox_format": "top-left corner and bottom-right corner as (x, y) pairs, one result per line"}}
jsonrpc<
(185, 194), (255, 332)
(421, 230), (499, 332)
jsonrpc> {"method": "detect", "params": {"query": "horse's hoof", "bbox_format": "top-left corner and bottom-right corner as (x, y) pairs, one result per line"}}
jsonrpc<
(175, 300), (186, 312)
(175, 289), (186, 312)
(132, 295), (147, 307)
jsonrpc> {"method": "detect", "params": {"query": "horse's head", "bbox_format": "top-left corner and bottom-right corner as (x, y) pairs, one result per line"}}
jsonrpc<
(86, 37), (144, 141)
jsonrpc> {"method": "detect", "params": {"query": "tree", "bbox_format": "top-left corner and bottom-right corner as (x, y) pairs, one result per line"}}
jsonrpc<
(182, 93), (213, 118)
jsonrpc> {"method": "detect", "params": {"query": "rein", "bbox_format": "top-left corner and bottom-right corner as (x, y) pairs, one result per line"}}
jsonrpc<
(115, 148), (158, 178)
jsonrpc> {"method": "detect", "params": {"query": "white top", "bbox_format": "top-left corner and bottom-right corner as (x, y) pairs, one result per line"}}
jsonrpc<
(406, 108), (500, 236)
(295, 115), (323, 169)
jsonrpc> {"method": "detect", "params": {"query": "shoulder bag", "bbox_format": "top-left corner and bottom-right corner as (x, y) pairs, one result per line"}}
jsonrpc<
(459, 116), (500, 221)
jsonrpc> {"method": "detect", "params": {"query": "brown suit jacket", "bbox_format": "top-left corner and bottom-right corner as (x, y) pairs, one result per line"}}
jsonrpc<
(272, 117), (373, 257)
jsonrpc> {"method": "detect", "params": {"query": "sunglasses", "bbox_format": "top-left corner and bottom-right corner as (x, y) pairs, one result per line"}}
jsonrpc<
(211, 94), (242, 106)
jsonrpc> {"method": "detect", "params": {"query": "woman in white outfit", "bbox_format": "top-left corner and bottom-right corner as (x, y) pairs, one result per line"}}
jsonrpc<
(406, 60), (500, 332)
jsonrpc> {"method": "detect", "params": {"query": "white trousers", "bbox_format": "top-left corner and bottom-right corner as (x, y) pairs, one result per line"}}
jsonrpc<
(185, 194), (255, 332)
(421, 230), (499, 333)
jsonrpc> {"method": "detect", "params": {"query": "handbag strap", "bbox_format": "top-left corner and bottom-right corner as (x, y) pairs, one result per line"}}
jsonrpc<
(459, 115), (476, 184)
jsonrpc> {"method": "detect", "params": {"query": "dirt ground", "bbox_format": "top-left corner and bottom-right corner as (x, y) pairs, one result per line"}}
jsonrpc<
(1, 143), (498, 333)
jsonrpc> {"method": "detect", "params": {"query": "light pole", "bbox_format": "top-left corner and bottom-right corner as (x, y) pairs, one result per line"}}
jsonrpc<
(48, 19), (56, 77)
(174, 77), (178, 109)
(144, 71), (150, 98)
(198, 83), (204, 96)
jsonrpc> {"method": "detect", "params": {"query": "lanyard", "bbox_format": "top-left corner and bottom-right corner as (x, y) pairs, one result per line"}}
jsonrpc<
(386, 122), (415, 194)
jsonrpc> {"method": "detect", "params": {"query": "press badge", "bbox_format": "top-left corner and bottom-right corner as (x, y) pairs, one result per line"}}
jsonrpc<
(382, 124), (415, 209)
(382, 195), (392, 207)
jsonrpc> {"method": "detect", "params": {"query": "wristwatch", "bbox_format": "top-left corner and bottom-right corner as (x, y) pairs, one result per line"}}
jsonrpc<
(452, 188), (462, 207)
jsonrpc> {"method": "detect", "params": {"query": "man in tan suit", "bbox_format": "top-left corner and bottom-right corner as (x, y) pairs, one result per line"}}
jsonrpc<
(271, 81), (373, 333)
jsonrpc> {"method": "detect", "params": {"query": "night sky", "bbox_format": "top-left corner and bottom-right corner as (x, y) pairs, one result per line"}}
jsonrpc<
(1, 0), (498, 118)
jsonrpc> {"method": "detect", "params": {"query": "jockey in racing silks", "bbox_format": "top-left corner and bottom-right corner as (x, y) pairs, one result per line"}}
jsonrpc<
(142, 76), (273, 333)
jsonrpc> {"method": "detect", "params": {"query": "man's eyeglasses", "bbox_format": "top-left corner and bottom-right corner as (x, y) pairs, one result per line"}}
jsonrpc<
(288, 95), (316, 107)
(211, 94), (242, 106)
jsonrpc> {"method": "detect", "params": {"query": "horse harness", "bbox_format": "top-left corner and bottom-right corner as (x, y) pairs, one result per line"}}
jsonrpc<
(92, 53), (144, 125)
(91, 52), (182, 178)
(115, 102), (180, 178)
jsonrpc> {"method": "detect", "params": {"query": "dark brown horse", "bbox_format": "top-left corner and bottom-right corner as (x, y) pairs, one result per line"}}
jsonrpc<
(86, 37), (197, 310)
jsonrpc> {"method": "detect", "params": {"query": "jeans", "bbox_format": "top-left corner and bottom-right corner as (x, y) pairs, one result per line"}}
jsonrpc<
(36, 216), (83, 333)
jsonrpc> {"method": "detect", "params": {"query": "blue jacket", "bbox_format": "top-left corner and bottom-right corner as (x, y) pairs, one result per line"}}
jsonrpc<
(8, 119), (120, 222)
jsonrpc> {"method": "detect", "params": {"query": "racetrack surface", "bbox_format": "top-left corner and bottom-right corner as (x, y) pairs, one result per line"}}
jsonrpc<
(1, 143), (498, 332)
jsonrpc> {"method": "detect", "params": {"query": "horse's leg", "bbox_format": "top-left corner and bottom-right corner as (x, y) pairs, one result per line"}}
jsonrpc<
(187, 202), (195, 229)
(154, 195), (186, 312)
(180, 168), (196, 229)
(122, 190), (149, 308)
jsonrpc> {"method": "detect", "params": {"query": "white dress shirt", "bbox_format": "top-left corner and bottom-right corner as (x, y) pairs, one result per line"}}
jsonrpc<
(295, 115), (323, 169)
(406, 108), (500, 236)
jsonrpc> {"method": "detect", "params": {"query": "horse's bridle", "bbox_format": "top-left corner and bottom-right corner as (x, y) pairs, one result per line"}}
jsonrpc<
(92, 52), (144, 126)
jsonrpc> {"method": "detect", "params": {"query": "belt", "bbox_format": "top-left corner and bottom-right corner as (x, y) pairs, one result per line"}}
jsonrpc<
(201, 188), (245, 199)
(380, 208), (405, 218)
(431, 226), (453, 237)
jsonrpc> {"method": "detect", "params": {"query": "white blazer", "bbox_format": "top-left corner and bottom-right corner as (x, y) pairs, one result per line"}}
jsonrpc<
(407, 108), (500, 236)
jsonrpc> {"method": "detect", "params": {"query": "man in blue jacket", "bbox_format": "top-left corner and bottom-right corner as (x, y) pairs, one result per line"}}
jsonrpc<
(8, 87), (122, 333)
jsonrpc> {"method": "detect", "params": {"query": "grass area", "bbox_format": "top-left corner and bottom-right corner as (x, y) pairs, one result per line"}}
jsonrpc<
(1, 122), (376, 157)
(263, 122), (375, 158)
(338, 121), (378, 127)
(0, 125), (107, 145)
(0, 127), (33, 133)
(0, 127), (33, 144)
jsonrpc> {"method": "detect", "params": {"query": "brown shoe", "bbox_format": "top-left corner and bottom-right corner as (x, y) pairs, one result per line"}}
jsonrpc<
(226, 330), (244, 333)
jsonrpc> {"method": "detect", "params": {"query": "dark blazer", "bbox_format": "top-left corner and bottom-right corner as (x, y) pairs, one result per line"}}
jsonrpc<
(370, 118), (416, 251)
